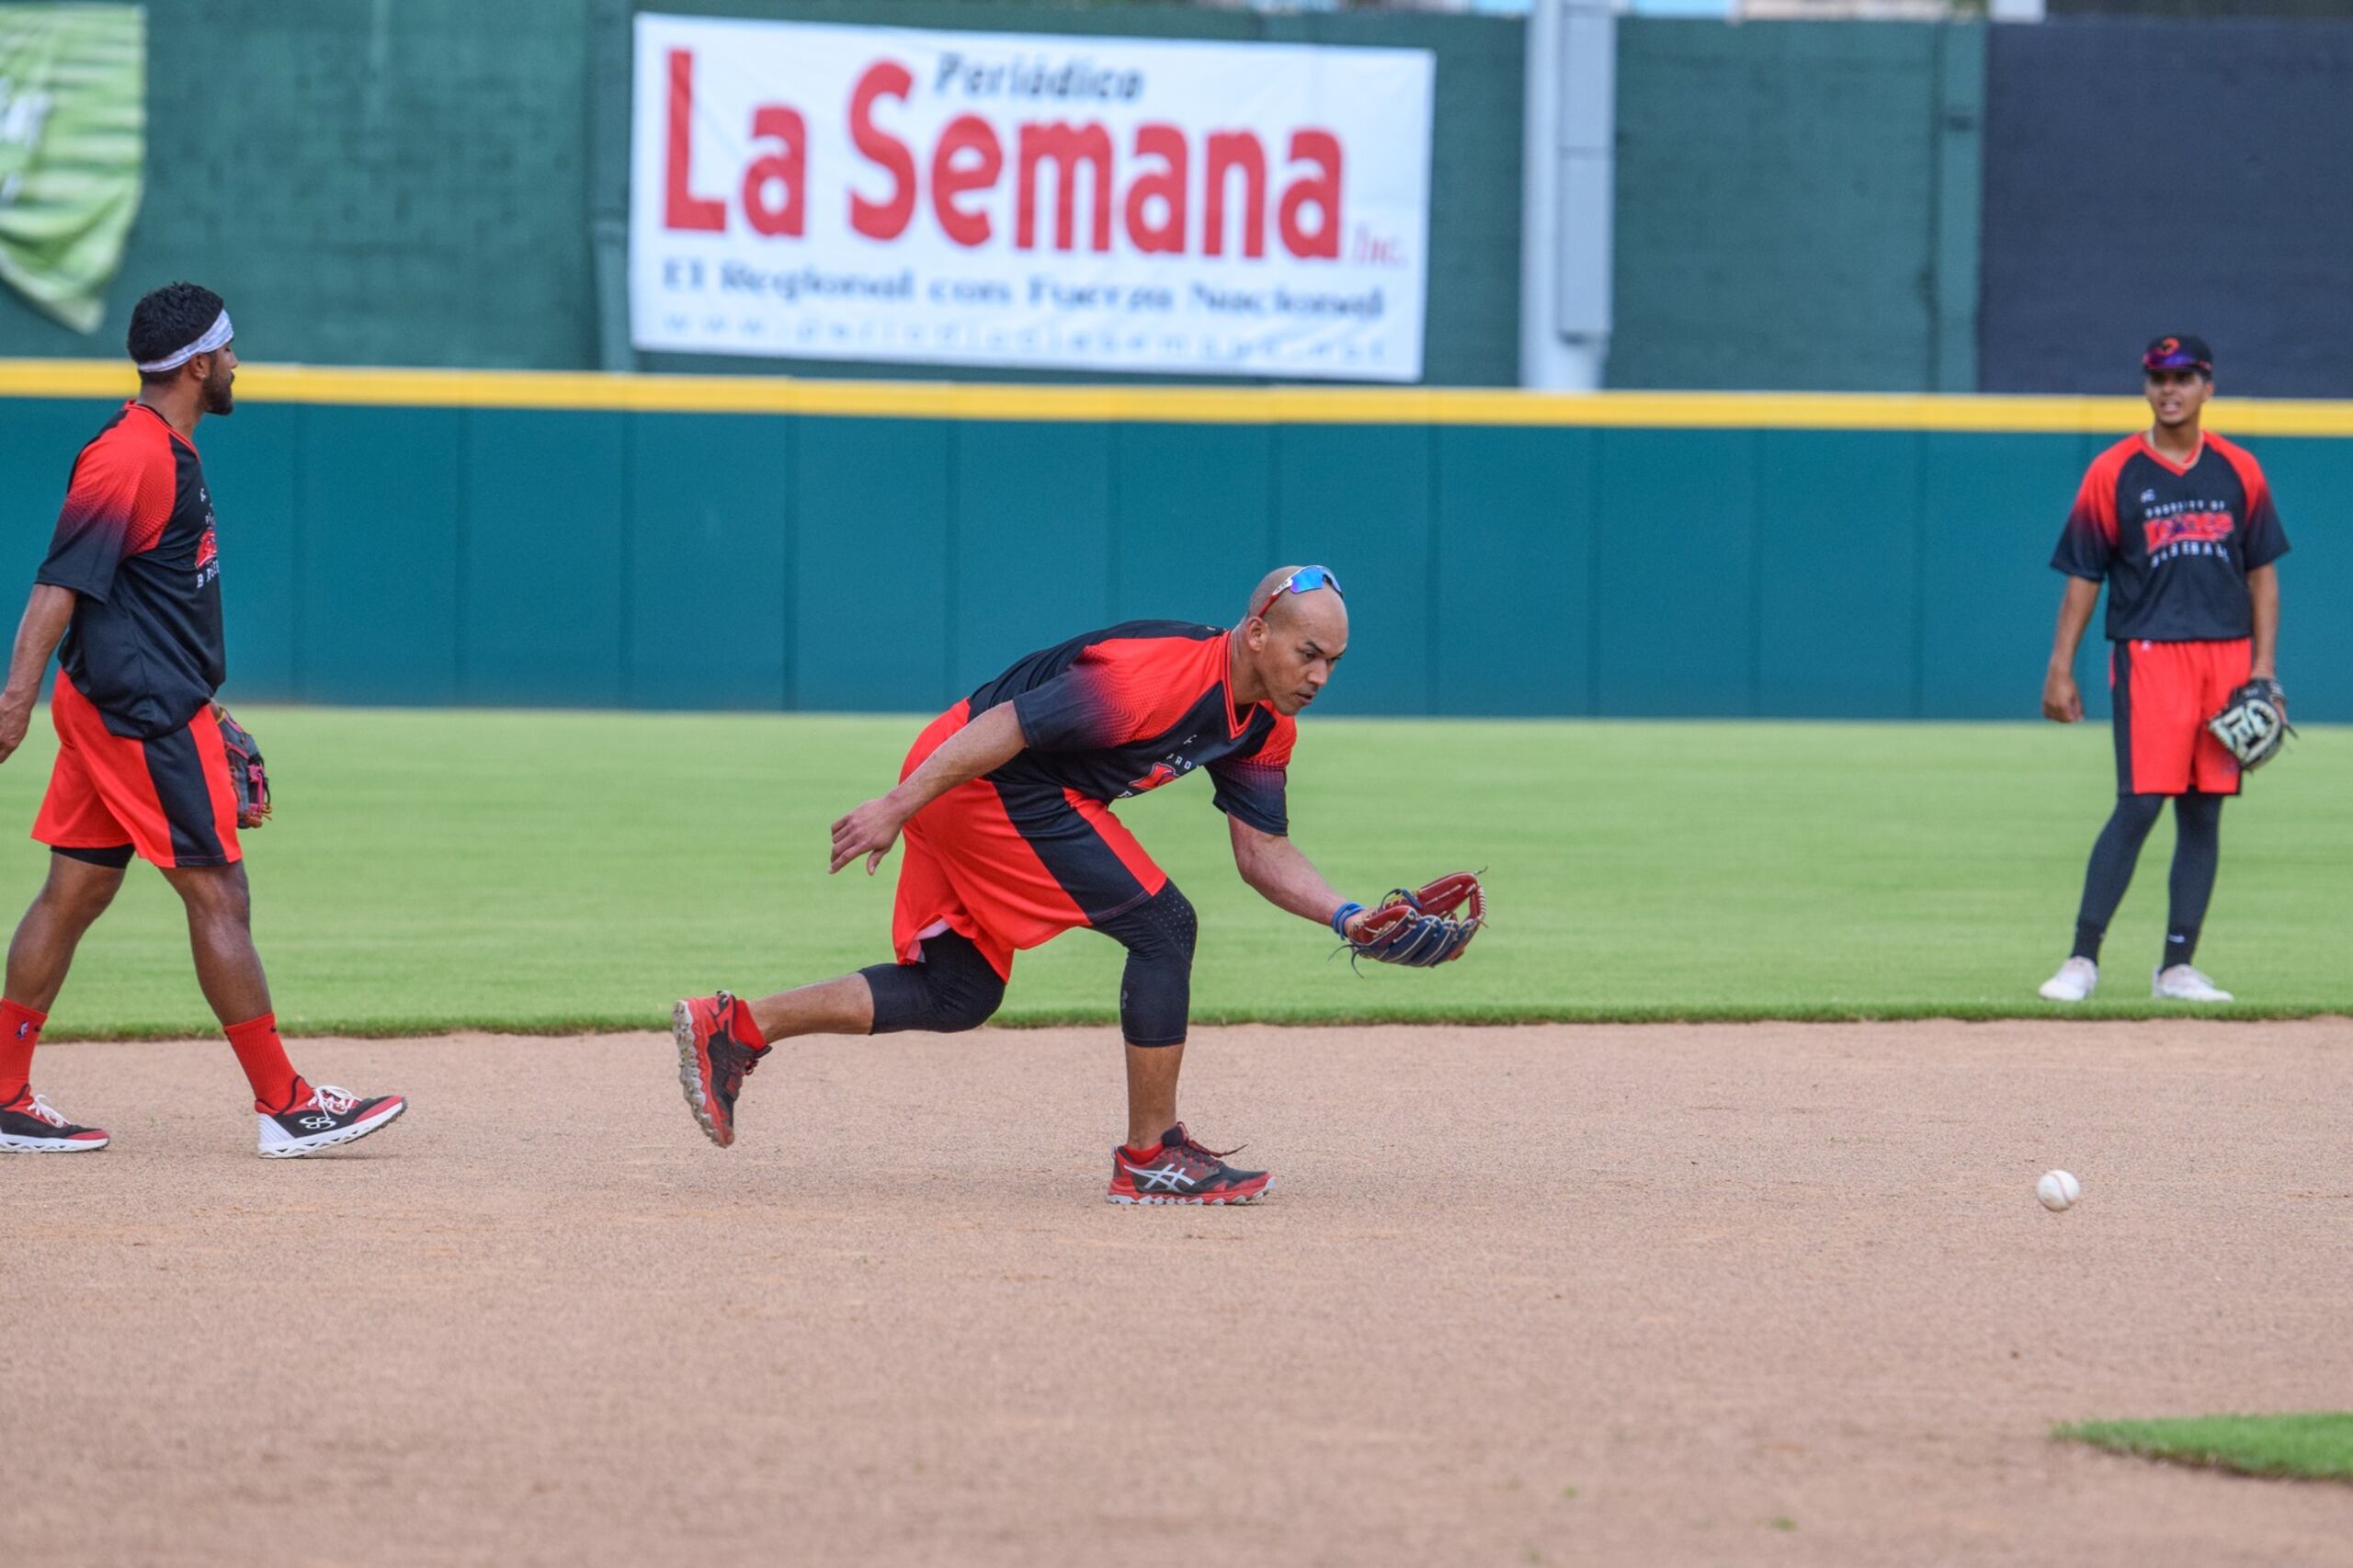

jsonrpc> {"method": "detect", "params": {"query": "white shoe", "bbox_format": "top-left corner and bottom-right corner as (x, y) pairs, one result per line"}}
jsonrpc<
(2039, 957), (2098, 1002)
(2154, 965), (2233, 1003)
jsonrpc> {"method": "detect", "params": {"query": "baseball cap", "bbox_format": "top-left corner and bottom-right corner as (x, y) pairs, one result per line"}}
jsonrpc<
(2142, 334), (2212, 375)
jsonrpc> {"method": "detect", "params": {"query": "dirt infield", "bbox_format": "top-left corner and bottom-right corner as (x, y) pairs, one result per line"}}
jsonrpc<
(7, 1019), (2352, 1566)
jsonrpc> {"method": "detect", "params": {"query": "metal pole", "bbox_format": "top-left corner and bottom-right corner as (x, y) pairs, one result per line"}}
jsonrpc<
(1518, 0), (1616, 391)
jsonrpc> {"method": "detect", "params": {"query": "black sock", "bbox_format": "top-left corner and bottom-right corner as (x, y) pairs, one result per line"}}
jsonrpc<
(2163, 927), (2199, 970)
(2072, 921), (2105, 964)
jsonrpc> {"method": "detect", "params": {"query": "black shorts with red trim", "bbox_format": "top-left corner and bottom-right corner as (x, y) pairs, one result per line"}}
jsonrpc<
(32, 676), (241, 869)
(890, 701), (1167, 981)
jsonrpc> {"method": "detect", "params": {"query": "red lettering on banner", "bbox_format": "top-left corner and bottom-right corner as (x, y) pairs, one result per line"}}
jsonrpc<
(741, 107), (807, 237)
(667, 55), (1354, 261)
(1017, 122), (1116, 253)
(1123, 123), (1187, 256)
(849, 62), (917, 240)
(665, 51), (725, 232)
(932, 115), (1002, 248)
(1203, 132), (1267, 258)
(1278, 131), (1342, 260)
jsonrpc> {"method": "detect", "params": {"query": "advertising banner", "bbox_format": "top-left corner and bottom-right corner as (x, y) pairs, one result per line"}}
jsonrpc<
(630, 14), (1432, 381)
(0, 4), (143, 334)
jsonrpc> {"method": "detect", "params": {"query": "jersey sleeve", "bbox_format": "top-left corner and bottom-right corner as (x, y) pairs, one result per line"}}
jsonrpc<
(2232, 452), (2291, 570)
(1011, 638), (1202, 753)
(2050, 454), (2120, 581)
(1210, 714), (1296, 836)
(37, 428), (172, 604)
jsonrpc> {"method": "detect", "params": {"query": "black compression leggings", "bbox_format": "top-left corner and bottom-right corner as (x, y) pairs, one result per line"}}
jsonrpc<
(1093, 883), (1197, 1048)
(863, 930), (1006, 1034)
(858, 881), (1197, 1045)
(2072, 791), (2223, 967)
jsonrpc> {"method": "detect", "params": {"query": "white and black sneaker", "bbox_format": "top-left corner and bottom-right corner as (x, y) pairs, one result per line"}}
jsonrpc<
(258, 1084), (406, 1158)
(0, 1088), (109, 1153)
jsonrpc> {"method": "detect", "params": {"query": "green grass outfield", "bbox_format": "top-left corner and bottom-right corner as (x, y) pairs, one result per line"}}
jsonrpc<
(2057, 1414), (2353, 1483)
(0, 709), (2344, 1037)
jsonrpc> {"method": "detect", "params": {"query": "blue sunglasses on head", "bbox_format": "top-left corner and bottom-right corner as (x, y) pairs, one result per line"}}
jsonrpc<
(1254, 564), (1344, 621)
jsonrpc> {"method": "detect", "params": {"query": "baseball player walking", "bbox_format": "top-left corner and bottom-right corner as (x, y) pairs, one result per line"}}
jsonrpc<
(2039, 335), (2290, 1004)
(0, 283), (404, 1155)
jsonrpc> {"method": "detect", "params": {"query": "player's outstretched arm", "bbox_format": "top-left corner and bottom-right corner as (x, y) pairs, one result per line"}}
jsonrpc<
(1227, 815), (1366, 938)
(2041, 575), (2100, 722)
(0, 585), (76, 764)
(829, 701), (1029, 875)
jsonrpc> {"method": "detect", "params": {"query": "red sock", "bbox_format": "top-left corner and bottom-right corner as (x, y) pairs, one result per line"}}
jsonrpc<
(734, 1000), (767, 1048)
(0, 999), (46, 1103)
(1122, 1139), (1165, 1162)
(224, 1012), (305, 1113)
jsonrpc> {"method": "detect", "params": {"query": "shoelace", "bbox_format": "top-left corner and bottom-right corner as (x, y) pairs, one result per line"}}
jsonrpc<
(1169, 1129), (1243, 1164)
(304, 1085), (358, 1116)
(21, 1092), (72, 1129)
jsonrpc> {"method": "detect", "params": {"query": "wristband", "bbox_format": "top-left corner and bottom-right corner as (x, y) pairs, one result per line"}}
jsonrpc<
(1330, 901), (1366, 937)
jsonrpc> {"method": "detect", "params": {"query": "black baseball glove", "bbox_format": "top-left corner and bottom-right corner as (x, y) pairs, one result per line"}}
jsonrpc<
(213, 704), (272, 828)
(1333, 872), (1485, 968)
(2206, 677), (2294, 771)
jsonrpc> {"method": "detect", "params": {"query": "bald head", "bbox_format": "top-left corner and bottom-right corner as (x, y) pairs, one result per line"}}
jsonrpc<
(1233, 564), (1348, 716)
(1243, 564), (1347, 639)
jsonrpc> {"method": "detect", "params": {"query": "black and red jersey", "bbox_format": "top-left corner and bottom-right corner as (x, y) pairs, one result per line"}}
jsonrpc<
(971, 620), (1297, 835)
(37, 402), (225, 739)
(2051, 431), (2290, 642)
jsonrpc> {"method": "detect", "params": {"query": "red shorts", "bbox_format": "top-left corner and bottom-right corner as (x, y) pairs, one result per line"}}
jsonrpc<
(889, 701), (1166, 982)
(32, 677), (242, 869)
(2109, 637), (2250, 797)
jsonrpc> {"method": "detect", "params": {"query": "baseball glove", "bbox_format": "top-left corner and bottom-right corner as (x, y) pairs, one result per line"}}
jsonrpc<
(213, 704), (272, 828)
(2206, 677), (2294, 770)
(1332, 872), (1485, 968)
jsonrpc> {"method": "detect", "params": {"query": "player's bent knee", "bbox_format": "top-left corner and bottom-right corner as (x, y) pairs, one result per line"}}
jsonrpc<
(928, 958), (1005, 1032)
(1107, 882), (1196, 966)
(862, 930), (1006, 1035)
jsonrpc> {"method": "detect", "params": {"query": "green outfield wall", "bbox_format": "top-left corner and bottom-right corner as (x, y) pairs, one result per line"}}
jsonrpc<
(2, 368), (2345, 722)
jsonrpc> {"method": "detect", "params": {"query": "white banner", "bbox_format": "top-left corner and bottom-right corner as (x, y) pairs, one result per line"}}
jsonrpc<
(629, 15), (1432, 381)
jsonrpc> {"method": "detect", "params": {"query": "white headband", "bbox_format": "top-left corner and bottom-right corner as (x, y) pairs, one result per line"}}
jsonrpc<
(134, 309), (233, 374)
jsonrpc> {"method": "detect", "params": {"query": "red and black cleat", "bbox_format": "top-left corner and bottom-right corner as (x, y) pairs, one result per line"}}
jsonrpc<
(673, 992), (769, 1148)
(1106, 1123), (1272, 1206)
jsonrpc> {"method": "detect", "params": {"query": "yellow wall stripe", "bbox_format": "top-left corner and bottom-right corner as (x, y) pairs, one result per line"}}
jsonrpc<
(6, 358), (2353, 435)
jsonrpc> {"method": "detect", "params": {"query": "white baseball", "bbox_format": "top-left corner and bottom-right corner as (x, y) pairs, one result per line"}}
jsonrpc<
(2037, 1170), (2082, 1211)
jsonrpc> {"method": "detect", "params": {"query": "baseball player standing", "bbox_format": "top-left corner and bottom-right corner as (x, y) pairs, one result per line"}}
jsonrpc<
(2038, 335), (2290, 1004)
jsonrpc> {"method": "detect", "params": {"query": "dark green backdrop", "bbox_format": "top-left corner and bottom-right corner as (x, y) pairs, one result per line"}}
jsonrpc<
(0, 0), (1524, 387)
(4, 7), (2346, 398)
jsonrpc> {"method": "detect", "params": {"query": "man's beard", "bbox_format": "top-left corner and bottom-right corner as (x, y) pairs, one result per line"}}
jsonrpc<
(203, 377), (234, 415)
